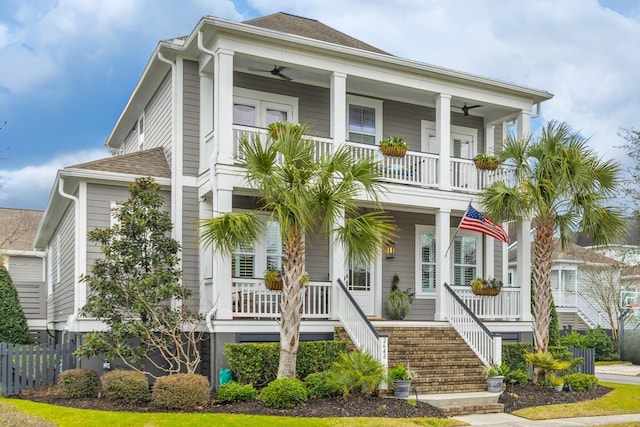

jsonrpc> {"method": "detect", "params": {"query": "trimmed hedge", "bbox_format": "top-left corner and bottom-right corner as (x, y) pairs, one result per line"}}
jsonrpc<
(151, 373), (210, 410)
(101, 370), (150, 404)
(502, 342), (533, 372)
(0, 267), (31, 344)
(260, 378), (308, 409)
(563, 373), (598, 392)
(58, 369), (99, 398)
(215, 381), (257, 403)
(224, 340), (347, 386)
(304, 371), (341, 398)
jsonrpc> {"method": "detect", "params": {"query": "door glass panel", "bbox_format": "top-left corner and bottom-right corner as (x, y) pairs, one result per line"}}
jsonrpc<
(348, 258), (371, 291)
(453, 236), (476, 285)
(266, 109), (287, 125)
(233, 104), (256, 126)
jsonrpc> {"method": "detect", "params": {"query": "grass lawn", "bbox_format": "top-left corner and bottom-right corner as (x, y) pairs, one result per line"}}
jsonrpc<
(514, 381), (640, 420)
(0, 397), (461, 427)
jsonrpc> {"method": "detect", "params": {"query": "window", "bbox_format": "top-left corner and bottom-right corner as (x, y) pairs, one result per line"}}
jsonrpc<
(231, 216), (282, 279)
(137, 116), (145, 150)
(452, 235), (477, 286)
(347, 95), (383, 144)
(265, 220), (283, 272)
(416, 226), (436, 294)
(348, 257), (371, 291)
(233, 88), (297, 129)
(232, 241), (255, 278)
(420, 121), (478, 159)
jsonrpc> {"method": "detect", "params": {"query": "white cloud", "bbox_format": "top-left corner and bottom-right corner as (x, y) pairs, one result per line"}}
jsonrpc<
(0, 148), (106, 210)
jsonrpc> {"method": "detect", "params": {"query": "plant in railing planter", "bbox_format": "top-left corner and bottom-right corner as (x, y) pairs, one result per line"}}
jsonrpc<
(474, 153), (501, 170)
(264, 270), (283, 291)
(268, 122), (303, 140)
(386, 273), (414, 320)
(379, 135), (408, 157)
(471, 277), (503, 296)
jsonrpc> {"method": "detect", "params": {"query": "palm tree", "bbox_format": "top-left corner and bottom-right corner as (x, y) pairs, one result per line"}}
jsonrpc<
(482, 121), (625, 357)
(200, 123), (395, 379)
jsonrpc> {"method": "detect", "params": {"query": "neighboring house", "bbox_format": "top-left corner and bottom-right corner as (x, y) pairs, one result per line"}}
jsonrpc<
(0, 207), (48, 344)
(35, 12), (552, 385)
(509, 238), (619, 332)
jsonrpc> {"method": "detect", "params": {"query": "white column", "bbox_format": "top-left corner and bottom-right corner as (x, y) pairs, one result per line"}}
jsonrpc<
(213, 187), (234, 319)
(214, 48), (234, 165)
(199, 195), (214, 314)
(329, 211), (346, 320)
(435, 208), (451, 321)
(436, 94), (452, 190)
(516, 109), (531, 140)
(199, 72), (214, 172)
(517, 218), (532, 321)
(330, 72), (347, 145)
(484, 236), (494, 279)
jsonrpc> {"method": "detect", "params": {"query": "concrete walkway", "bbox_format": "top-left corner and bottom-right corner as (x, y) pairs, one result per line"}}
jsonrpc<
(451, 363), (640, 426)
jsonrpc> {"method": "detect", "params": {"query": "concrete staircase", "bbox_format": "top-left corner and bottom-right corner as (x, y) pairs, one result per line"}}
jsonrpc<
(335, 324), (504, 415)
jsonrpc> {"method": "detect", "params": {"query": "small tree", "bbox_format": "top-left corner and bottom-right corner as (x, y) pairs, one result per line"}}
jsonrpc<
(583, 265), (623, 344)
(75, 177), (203, 377)
(0, 266), (31, 344)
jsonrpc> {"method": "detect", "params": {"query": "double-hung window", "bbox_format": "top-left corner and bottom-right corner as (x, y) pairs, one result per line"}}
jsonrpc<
(452, 235), (478, 286)
(416, 226), (437, 295)
(347, 95), (382, 144)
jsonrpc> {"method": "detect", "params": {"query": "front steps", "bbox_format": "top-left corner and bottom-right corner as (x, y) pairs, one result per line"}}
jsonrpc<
(335, 324), (504, 415)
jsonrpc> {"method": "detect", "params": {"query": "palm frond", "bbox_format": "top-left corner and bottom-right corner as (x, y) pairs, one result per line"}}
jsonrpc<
(335, 212), (396, 264)
(198, 212), (261, 255)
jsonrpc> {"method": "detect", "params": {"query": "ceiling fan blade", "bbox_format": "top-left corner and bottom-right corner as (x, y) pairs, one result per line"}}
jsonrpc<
(467, 104), (481, 109)
(276, 71), (292, 81)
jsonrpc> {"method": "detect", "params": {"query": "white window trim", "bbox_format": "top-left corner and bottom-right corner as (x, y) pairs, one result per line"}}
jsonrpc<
(137, 114), (145, 150)
(234, 87), (299, 127)
(347, 94), (383, 144)
(415, 225), (436, 298)
(55, 234), (60, 285)
(231, 210), (284, 279)
(420, 120), (478, 157)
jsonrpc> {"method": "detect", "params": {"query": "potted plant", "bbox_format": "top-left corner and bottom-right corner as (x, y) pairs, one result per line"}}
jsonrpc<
(483, 362), (505, 393)
(388, 363), (417, 398)
(474, 153), (501, 170)
(547, 372), (564, 392)
(268, 122), (303, 140)
(471, 277), (503, 296)
(379, 135), (408, 157)
(386, 273), (414, 320)
(264, 270), (283, 291)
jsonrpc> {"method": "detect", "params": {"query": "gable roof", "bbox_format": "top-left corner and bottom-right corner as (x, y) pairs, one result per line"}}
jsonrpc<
(243, 12), (390, 55)
(68, 147), (171, 178)
(509, 238), (618, 265)
(0, 208), (43, 251)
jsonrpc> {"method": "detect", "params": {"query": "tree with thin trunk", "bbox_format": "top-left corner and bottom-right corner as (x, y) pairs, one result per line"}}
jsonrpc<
(482, 121), (625, 379)
(200, 123), (395, 379)
(583, 265), (623, 344)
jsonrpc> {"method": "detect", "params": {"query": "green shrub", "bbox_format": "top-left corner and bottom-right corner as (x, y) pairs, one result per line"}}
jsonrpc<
(58, 368), (99, 398)
(215, 381), (257, 403)
(151, 373), (210, 410)
(502, 342), (533, 372)
(0, 267), (31, 344)
(559, 328), (615, 361)
(549, 345), (583, 373)
(563, 373), (598, 392)
(101, 370), (150, 404)
(505, 369), (529, 384)
(224, 340), (347, 386)
(328, 351), (384, 396)
(260, 378), (308, 409)
(304, 371), (341, 398)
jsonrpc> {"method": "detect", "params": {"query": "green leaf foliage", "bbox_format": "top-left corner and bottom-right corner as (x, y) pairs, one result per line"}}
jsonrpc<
(304, 371), (341, 398)
(0, 266), (31, 344)
(259, 378), (308, 409)
(58, 369), (99, 398)
(74, 177), (203, 376)
(101, 370), (150, 404)
(502, 342), (534, 372)
(559, 327), (615, 361)
(563, 373), (598, 392)
(151, 373), (210, 410)
(215, 381), (257, 403)
(327, 351), (384, 396)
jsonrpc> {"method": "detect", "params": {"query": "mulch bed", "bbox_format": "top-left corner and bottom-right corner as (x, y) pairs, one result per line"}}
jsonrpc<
(14, 383), (613, 419)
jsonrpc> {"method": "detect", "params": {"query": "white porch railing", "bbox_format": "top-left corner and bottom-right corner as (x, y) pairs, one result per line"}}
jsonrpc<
(232, 279), (331, 319)
(443, 283), (502, 365)
(452, 286), (521, 320)
(553, 290), (611, 329)
(450, 158), (513, 192)
(335, 279), (389, 382)
(232, 125), (333, 161)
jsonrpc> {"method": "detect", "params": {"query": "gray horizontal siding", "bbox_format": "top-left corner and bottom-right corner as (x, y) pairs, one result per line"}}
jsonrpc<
(145, 71), (173, 162)
(52, 204), (76, 322)
(183, 60), (200, 177)
(182, 186), (199, 308)
(16, 281), (46, 319)
(306, 229), (329, 282)
(8, 255), (43, 282)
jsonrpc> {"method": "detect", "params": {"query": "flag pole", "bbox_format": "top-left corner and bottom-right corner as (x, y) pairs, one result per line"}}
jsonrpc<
(445, 201), (473, 257)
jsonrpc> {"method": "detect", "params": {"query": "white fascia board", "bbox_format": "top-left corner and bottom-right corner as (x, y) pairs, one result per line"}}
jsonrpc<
(3, 249), (46, 257)
(208, 319), (338, 334)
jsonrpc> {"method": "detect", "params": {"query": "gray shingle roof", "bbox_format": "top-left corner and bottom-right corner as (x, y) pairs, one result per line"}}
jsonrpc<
(509, 238), (618, 265)
(243, 12), (390, 55)
(68, 147), (171, 178)
(0, 208), (43, 251)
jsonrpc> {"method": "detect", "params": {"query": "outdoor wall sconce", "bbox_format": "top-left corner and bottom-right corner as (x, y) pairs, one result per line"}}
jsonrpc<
(385, 242), (396, 259)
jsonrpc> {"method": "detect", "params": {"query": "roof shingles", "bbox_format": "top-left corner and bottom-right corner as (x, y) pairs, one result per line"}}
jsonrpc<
(68, 147), (171, 178)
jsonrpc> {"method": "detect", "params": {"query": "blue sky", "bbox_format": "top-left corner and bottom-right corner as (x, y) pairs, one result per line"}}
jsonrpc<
(1, 0), (639, 210)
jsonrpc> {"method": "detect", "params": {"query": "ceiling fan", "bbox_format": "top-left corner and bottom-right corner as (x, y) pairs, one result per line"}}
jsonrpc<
(248, 64), (292, 81)
(455, 103), (482, 116)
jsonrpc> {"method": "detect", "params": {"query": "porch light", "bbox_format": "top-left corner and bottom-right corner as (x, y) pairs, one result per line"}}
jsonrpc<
(385, 242), (396, 259)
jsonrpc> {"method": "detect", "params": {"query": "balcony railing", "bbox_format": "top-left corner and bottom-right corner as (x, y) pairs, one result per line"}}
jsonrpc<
(452, 286), (521, 320)
(230, 125), (509, 193)
(232, 279), (331, 319)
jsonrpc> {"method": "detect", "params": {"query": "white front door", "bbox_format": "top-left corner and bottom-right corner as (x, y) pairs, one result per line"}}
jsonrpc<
(348, 258), (375, 317)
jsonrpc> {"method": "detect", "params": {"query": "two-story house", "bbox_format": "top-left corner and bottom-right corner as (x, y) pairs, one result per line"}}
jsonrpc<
(35, 12), (552, 394)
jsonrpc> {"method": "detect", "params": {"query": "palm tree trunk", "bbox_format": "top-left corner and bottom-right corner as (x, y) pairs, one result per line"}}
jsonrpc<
(277, 228), (306, 379)
(532, 219), (554, 383)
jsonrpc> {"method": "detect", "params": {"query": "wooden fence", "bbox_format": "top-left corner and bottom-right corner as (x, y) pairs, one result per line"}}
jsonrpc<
(0, 341), (76, 396)
(568, 346), (595, 375)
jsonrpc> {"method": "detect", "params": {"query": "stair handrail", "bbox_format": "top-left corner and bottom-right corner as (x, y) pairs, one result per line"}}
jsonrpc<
(443, 283), (502, 366)
(335, 279), (389, 376)
(576, 293), (611, 329)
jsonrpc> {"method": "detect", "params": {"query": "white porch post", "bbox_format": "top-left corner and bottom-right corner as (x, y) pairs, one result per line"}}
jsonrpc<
(435, 208), (451, 321)
(436, 94), (452, 191)
(330, 72), (347, 144)
(516, 109), (531, 140)
(330, 211), (346, 320)
(199, 71), (214, 172)
(213, 187), (234, 319)
(517, 218), (532, 321)
(214, 48), (234, 165)
(484, 124), (496, 279)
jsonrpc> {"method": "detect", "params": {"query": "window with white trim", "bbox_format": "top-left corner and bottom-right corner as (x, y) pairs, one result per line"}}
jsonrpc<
(420, 121), (478, 159)
(233, 88), (298, 129)
(347, 95), (383, 144)
(452, 235), (478, 286)
(137, 115), (145, 150)
(416, 226), (436, 294)
(231, 216), (283, 279)
(348, 257), (371, 291)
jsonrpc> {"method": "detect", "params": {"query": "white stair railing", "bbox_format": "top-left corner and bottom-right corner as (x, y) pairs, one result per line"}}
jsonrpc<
(443, 283), (502, 365)
(335, 279), (389, 384)
(576, 294), (611, 329)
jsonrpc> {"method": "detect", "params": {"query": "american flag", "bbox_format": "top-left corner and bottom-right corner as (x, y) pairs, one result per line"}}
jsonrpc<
(459, 204), (510, 244)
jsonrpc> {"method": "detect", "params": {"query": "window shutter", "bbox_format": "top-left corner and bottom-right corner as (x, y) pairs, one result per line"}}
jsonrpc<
(233, 104), (256, 126)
